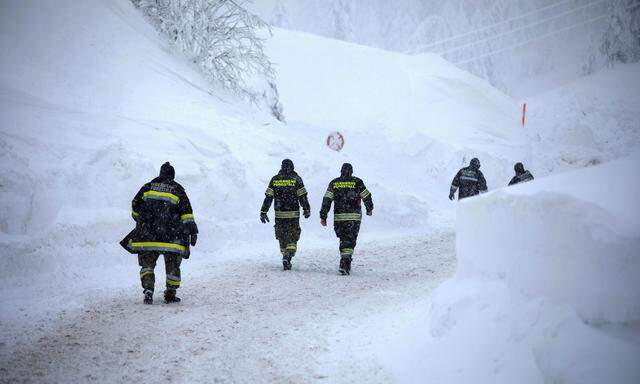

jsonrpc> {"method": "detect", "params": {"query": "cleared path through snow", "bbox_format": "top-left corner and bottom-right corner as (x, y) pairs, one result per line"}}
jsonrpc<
(0, 232), (455, 383)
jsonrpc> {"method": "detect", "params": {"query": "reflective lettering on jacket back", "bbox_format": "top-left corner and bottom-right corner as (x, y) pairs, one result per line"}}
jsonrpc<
(333, 181), (356, 189)
(150, 182), (175, 193)
(460, 170), (478, 184)
(273, 179), (295, 187)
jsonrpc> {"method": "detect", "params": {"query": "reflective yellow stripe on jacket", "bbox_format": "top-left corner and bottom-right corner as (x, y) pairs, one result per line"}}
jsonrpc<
(180, 213), (195, 223)
(128, 241), (186, 254)
(142, 190), (180, 204)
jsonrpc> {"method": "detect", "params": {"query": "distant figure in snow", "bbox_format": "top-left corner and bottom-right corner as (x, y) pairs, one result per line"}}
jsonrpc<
(260, 159), (311, 271)
(121, 162), (198, 305)
(508, 162), (534, 186)
(449, 158), (488, 200)
(320, 163), (374, 275)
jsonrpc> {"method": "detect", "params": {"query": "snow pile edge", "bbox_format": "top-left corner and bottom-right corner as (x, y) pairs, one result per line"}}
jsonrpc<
(390, 154), (640, 384)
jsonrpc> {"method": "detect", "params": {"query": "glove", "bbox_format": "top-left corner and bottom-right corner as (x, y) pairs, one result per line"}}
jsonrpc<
(366, 210), (373, 216)
(190, 234), (197, 246)
(260, 212), (269, 223)
(303, 210), (311, 219)
(449, 193), (455, 200)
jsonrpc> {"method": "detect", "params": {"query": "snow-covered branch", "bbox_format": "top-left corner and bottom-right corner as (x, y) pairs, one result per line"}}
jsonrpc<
(584, 0), (640, 74)
(132, 0), (285, 121)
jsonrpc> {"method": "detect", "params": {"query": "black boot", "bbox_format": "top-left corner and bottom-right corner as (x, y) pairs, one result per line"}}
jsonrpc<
(164, 289), (181, 304)
(143, 289), (153, 305)
(282, 255), (292, 271)
(339, 257), (351, 275)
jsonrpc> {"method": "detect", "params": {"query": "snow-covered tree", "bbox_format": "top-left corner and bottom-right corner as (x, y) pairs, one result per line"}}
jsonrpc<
(332, 0), (353, 41)
(270, 0), (290, 28)
(598, 0), (640, 67)
(132, 0), (285, 121)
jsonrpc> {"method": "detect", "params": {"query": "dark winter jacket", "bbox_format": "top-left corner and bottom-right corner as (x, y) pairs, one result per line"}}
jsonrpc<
(320, 164), (373, 223)
(508, 170), (534, 186)
(450, 165), (488, 199)
(126, 175), (198, 255)
(261, 170), (310, 222)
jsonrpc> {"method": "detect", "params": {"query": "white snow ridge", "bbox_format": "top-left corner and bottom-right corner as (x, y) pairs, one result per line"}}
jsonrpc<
(1, 0), (639, 383)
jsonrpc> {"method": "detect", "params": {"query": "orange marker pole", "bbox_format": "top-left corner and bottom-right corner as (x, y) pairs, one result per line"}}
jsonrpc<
(522, 102), (526, 127)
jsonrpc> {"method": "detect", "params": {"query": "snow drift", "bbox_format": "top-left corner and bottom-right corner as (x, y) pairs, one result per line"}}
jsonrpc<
(389, 153), (640, 383)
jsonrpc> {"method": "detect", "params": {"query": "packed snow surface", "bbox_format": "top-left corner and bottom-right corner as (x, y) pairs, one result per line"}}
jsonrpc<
(0, 234), (456, 383)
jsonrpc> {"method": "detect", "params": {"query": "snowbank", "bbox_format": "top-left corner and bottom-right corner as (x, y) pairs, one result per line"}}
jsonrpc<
(389, 154), (640, 383)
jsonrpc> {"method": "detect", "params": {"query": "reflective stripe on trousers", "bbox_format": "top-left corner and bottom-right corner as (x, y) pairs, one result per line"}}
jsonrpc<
(334, 213), (361, 222)
(275, 210), (300, 219)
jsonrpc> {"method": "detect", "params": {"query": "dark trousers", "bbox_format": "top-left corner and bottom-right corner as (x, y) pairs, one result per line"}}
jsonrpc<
(458, 188), (479, 200)
(334, 221), (360, 259)
(275, 219), (301, 259)
(138, 252), (182, 292)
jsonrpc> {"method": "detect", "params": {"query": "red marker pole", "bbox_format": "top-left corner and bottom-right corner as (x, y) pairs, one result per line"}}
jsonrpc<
(521, 101), (532, 167)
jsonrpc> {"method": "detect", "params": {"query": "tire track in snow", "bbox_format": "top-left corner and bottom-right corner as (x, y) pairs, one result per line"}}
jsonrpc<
(0, 233), (455, 383)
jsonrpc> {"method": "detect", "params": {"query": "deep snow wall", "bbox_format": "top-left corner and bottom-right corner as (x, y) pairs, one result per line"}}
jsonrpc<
(390, 154), (640, 383)
(457, 156), (640, 323)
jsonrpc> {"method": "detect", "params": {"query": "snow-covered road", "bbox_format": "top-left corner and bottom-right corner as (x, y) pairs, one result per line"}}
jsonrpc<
(0, 233), (455, 383)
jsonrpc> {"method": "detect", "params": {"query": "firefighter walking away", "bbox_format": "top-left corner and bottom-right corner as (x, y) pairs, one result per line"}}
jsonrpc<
(508, 162), (534, 185)
(122, 162), (198, 304)
(320, 163), (373, 275)
(449, 157), (488, 200)
(260, 159), (311, 270)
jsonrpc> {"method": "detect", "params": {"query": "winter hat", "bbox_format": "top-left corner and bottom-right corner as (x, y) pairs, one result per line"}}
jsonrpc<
(341, 163), (353, 177)
(281, 159), (294, 173)
(514, 162), (525, 174)
(470, 158), (481, 169)
(160, 162), (175, 180)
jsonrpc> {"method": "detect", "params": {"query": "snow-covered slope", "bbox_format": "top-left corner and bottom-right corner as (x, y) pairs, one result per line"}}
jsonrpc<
(2, 1), (639, 382)
(385, 153), (640, 383)
(0, 0), (523, 301)
(526, 63), (640, 174)
(267, 29), (523, 148)
(250, 0), (612, 96)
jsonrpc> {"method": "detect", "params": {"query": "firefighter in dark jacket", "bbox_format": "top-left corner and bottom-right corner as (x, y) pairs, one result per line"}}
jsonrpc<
(508, 162), (534, 185)
(320, 163), (373, 275)
(449, 158), (488, 200)
(128, 162), (198, 304)
(260, 159), (311, 270)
